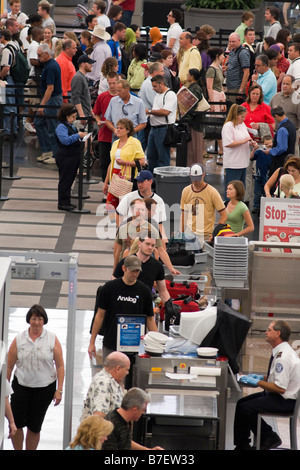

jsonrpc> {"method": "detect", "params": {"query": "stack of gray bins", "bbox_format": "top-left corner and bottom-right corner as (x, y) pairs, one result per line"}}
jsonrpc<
(213, 237), (248, 287)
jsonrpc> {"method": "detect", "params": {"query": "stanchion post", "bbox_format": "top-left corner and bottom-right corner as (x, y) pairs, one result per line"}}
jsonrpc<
(0, 104), (8, 169)
(2, 112), (21, 181)
(0, 129), (9, 202)
(71, 141), (90, 214)
(82, 115), (99, 185)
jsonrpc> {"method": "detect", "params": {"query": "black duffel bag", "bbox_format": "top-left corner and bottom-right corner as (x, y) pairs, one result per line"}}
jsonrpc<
(163, 121), (191, 147)
(167, 241), (195, 266)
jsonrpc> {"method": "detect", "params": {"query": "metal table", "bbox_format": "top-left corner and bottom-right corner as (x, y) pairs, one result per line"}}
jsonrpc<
(135, 354), (228, 449)
(142, 390), (219, 450)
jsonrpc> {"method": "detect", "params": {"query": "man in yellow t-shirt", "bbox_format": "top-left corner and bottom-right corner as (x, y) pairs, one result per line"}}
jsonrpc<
(178, 32), (202, 86)
(180, 164), (227, 242)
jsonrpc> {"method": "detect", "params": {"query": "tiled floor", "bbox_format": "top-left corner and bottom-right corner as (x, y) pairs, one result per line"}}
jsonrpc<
(0, 116), (298, 452)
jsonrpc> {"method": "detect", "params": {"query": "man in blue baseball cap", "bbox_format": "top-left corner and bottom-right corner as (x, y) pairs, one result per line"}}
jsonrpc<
(116, 170), (167, 231)
(136, 170), (153, 182)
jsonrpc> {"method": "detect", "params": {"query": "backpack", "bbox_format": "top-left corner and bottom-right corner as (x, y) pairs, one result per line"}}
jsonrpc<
(170, 71), (180, 93)
(242, 44), (255, 78)
(120, 47), (130, 76)
(199, 65), (216, 100)
(5, 44), (30, 84)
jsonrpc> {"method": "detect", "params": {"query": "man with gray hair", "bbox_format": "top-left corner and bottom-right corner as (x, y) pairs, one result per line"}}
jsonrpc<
(34, 42), (62, 163)
(103, 387), (164, 450)
(270, 74), (300, 155)
(80, 351), (130, 421)
(252, 54), (277, 105)
(138, 62), (165, 148)
(139, 62), (165, 110)
(234, 320), (300, 450)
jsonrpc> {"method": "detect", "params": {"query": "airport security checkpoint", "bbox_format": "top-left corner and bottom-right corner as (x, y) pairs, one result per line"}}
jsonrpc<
(1, 204), (300, 451)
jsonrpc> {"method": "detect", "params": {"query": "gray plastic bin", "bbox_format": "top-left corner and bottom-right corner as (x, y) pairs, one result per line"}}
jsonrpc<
(154, 166), (191, 207)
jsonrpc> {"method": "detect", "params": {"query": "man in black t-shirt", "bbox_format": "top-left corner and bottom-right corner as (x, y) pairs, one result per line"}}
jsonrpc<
(88, 255), (157, 360)
(112, 236), (171, 304)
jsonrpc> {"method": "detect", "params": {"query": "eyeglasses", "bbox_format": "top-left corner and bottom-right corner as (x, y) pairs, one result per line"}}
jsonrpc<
(122, 105), (128, 116)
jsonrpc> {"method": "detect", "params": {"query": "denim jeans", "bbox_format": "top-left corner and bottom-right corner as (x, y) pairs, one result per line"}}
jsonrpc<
(120, 10), (133, 26)
(3, 75), (17, 135)
(253, 176), (264, 210)
(34, 95), (62, 154)
(147, 126), (170, 174)
(224, 167), (247, 201)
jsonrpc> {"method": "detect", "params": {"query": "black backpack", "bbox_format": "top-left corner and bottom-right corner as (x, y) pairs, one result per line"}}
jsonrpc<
(5, 43), (30, 84)
(242, 44), (255, 77)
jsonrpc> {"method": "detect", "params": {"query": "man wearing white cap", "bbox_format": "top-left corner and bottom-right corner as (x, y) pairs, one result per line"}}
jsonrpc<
(86, 24), (112, 85)
(180, 163), (227, 243)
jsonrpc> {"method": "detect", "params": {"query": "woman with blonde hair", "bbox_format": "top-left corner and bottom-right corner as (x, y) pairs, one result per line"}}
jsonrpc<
(43, 25), (59, 54)
(279, 174), (300, 198)
(66, 415), (114, 450)
(264, 155), (300, 197)
(222, 104), (257, 199)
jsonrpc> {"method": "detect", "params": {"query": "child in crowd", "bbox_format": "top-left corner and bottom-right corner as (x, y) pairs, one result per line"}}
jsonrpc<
(250, 134), (273, 212)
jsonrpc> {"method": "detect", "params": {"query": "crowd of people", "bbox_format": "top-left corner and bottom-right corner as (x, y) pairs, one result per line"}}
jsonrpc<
(2, 0), (300, 452)
(1, 2), (300, 217)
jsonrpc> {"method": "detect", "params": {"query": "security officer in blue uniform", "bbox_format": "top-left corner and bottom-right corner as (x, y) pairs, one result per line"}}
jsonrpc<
(55, 104), (87, 211)
(234, 320), (300, 450)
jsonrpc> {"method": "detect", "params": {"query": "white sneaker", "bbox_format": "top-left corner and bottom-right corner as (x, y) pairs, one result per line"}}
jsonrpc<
(43, 157), (56, 164)
(25, 121), (36, 133)
(37, 151), (53, 162)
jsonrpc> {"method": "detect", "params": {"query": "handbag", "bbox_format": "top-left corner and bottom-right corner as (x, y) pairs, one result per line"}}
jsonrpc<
(164, 121), (191, 147)
(108, 163), (133, 199)
(195, 95), (210, 112)
(204, 115), (224, 140)
(162, 91), (191, 146)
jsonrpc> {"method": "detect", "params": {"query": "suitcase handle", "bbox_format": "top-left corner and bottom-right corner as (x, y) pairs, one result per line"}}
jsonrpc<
(170, 281), (190, 288)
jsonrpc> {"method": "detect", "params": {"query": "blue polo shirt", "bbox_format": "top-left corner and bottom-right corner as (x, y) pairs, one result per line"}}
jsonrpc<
(41, 58), (62, 97)
(257, 68), (277, 105)
(105, 94), (147, 128)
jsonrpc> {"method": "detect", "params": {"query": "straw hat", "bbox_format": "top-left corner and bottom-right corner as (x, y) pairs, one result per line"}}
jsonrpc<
(90, 25), (111, 41)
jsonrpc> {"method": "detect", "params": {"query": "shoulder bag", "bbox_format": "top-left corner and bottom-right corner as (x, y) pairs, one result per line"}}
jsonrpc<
(108, 162), (133, 199)
(163, 90), (191, 147)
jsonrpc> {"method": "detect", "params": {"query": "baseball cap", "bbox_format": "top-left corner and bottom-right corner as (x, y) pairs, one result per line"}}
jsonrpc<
(190, 164), (204, 181)
(124, 255), (142, 272)
(136, 170), (153, 182)
(77, 55), (96, 65)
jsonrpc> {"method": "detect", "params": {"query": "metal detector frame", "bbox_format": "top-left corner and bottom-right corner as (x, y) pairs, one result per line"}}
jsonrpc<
(0, 251), (78, 449)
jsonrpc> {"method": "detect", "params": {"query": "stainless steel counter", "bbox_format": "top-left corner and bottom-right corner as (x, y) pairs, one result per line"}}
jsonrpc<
(135, 354), (228, 450)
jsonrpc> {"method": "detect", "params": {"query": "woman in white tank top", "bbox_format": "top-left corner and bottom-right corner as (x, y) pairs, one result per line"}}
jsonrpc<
(6, 304), (64, 450)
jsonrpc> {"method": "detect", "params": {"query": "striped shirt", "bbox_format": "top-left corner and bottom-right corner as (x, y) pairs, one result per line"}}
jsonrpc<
(226, 46), (250, 90)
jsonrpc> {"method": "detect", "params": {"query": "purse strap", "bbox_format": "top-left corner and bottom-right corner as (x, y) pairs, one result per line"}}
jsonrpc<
(163, 89), (181, 125)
